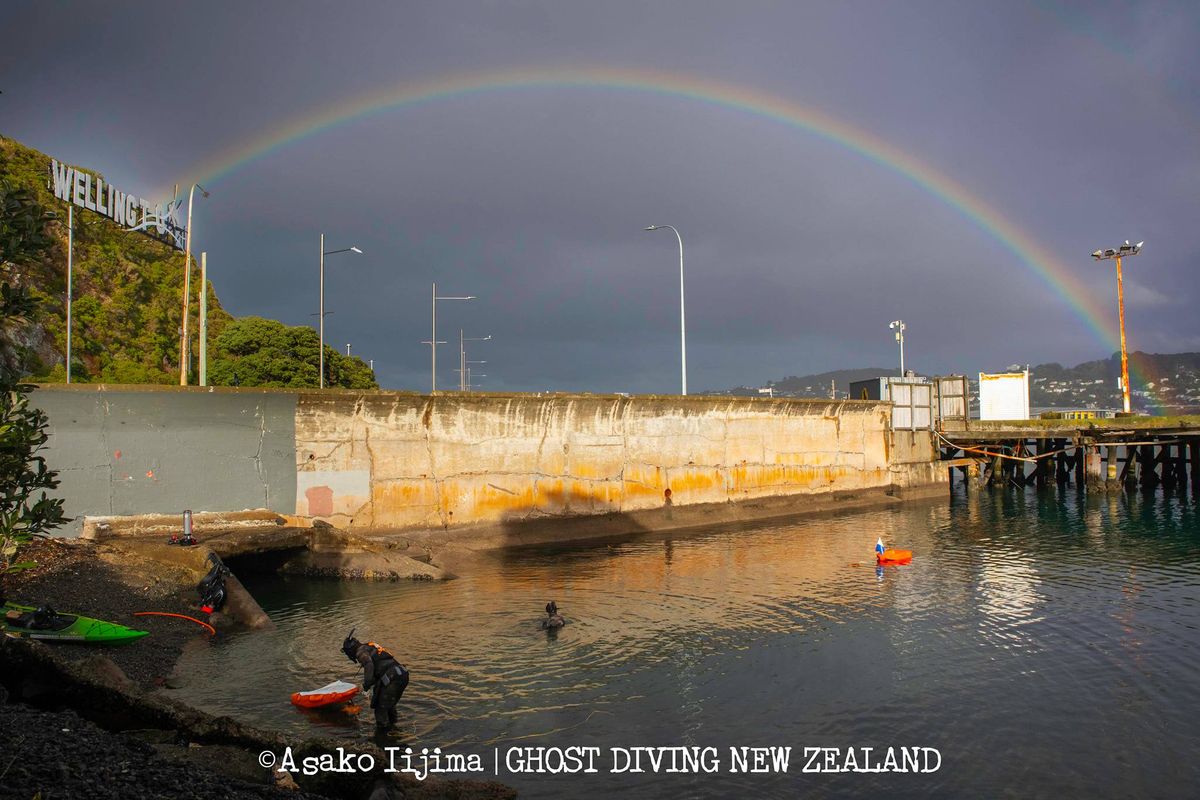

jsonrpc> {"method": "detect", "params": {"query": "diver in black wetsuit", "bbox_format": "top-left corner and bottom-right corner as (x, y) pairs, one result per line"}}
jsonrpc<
(540, 600), (565, 631)
(341, 630), (409, 731)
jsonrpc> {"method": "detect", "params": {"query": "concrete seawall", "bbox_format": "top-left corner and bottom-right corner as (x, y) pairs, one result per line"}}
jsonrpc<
(32, 385), (944, 540)
(32, 386), (297, 534)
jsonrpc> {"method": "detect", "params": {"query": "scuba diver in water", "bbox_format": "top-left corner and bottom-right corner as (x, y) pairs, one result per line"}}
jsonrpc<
(540, 600), (565, 631)
(342, 629), (409, 731)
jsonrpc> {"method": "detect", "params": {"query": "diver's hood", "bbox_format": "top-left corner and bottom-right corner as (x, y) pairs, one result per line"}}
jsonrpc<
(342, 628), (360, 661)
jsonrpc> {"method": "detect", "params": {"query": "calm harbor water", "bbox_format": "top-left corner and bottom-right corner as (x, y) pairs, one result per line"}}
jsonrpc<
(171, 488), (1200, 798)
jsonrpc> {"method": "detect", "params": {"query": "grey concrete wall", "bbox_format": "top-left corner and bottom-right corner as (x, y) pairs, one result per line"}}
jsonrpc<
(32, 386), (297, 534)
(31, 386), (946, 539)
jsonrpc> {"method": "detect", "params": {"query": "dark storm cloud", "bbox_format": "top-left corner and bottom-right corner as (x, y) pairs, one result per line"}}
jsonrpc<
(2, 0), (1197, 393)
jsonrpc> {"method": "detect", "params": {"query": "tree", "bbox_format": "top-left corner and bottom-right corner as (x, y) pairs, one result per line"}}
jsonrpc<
(0, 178), (56, 273)
(208, 316), (378, 389)
(0, 360), (68, 576)
(327, 349), (379, 390)
(0, 184), (67, 579)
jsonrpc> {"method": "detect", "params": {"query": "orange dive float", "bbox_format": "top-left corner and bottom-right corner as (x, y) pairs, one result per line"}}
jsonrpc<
(876, 549), (913, 565)
(291, 680), (359, 708)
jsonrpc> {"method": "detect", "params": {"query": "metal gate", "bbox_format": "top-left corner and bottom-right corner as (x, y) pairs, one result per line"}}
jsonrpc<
(935, 375), (969, 427)
(888, 381), (933, 430)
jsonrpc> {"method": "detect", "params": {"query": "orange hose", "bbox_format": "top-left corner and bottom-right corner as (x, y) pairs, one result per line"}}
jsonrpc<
(134, 611), (216, 636)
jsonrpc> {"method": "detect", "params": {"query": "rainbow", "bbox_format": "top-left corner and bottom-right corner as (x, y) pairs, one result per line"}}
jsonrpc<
(177, 66), (1157, 410)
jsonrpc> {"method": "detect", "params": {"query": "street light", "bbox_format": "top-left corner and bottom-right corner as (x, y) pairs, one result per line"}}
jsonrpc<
(426, 282), (475, 393)
(1092, 240), (1144, 413)
(459, 331), (492, 391)
(179, 183), (209, 385)
(466, 360), (487, 391)
(644, 224), (687, 395)
(889, 320), (906, 376)
(319, 235), (362, 388)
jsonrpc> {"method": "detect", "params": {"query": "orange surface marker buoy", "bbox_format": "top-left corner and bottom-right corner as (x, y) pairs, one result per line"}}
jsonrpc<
(876, 549), (913, 565)
(291, 680), (360, 708)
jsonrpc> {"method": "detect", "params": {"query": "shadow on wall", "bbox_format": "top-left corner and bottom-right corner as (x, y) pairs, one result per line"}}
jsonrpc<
(491, 487), (678, 555)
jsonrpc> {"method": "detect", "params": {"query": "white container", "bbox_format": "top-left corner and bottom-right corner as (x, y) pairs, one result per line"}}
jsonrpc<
(979, 371), (1030, 420)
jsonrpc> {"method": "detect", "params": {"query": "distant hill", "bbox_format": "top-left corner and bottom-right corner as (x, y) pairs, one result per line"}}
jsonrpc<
(1026, 352), (1200, 413)
(712, 352), (1200, 413)
(714, 367), (894, 399)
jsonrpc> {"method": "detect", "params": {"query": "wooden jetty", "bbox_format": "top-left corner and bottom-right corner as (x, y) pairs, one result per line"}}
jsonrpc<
(937, 416), (1200, 492)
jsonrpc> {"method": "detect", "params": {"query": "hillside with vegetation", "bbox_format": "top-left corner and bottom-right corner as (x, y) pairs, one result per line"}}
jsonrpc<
(715, 352), (1200, 414)
(0, 134), (376, 388)
(1025, 352), (1200, 413)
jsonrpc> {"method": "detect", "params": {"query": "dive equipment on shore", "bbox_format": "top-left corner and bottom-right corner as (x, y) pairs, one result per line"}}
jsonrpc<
(197, 553), (230, 613)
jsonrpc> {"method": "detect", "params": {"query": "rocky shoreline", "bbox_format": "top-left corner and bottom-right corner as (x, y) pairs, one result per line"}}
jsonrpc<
(0, 539), (515, 800)
(3, 538), (203, 687)
(0, 704), (331, 800)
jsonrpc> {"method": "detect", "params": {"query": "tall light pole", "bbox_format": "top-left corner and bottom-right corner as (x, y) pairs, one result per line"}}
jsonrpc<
(179, 183), (209, 385)
(466, 361), (486, 391)
(199, 252), (208, 386)
(319, 235), (362, 388)
(889, 320), (906, 376)
(66, 205), (73, 384)
(459, 331), (492, 391)
(426, 282), (474, 393)
(644, 224), (687, 395)
(1092, 240), (1143, 414)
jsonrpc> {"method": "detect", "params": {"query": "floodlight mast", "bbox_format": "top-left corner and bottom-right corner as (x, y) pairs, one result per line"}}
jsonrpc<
(889, 320), (906, 376)
(1091, 241), (1144, 414)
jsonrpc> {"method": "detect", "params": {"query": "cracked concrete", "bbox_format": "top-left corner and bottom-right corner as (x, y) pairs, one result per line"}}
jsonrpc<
(33, 385), (297, 534)
(294, 392), (941, 534)
(32, 386), (945, 541)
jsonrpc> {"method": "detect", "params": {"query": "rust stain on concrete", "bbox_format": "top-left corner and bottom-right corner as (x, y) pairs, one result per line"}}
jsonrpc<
(291, 394), (932, 533)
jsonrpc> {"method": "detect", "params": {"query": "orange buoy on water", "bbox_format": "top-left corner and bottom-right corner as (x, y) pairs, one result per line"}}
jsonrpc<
(291, 680), (359, 708)
(877, 549), (913, 565)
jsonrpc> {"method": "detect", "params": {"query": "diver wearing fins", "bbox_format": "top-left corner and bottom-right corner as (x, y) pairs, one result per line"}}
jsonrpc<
(341, 629), (409, 731)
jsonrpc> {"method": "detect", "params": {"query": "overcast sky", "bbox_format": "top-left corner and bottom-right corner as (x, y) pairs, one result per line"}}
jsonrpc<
(2, 1), (1198, 393)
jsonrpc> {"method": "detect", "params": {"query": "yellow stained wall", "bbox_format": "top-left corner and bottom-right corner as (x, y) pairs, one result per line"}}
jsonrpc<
(294, 394), (906, 530)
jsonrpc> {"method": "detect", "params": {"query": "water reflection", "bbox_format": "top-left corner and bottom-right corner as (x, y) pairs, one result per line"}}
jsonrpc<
(171, 490), (1200, 799)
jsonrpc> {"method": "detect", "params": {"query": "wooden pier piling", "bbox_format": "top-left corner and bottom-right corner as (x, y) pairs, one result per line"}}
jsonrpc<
(938, 417), (1199, 498)
(1192, 439), (1200, 495)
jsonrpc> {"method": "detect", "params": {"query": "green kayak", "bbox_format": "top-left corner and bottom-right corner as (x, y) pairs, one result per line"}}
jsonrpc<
(2, 602), (149, 644)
